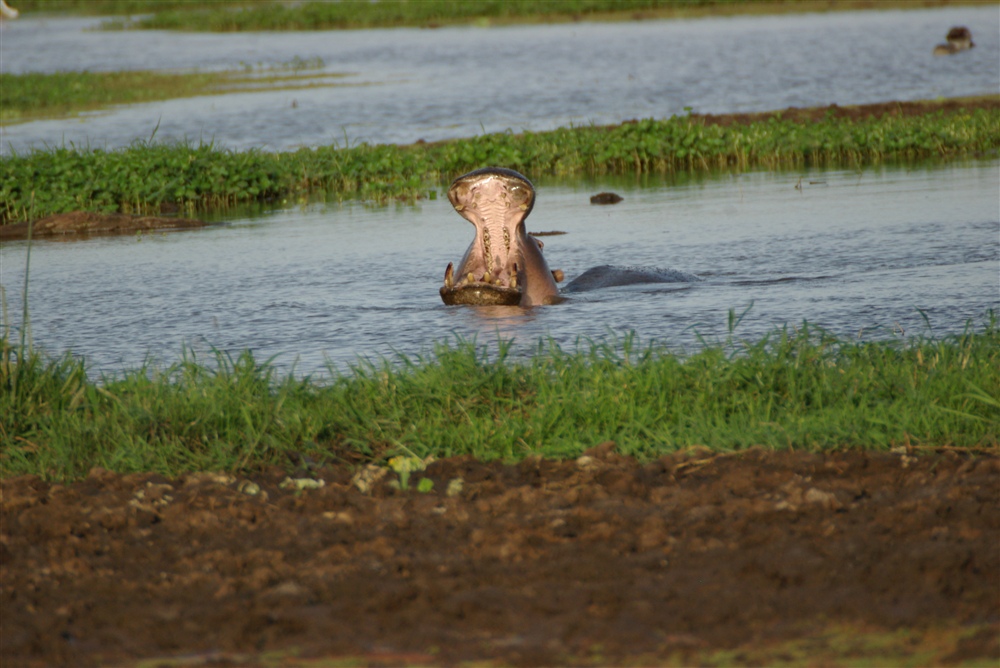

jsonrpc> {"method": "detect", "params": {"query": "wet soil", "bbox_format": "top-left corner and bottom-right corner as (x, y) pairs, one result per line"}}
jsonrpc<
(688, 95), (1000, 128)
(0, 211), (205, 241)
(2, 448), (998, 667)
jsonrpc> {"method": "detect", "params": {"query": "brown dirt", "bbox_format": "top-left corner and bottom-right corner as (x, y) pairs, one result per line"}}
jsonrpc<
(2, 447), (998, 667)
(0, 211), (206, 241)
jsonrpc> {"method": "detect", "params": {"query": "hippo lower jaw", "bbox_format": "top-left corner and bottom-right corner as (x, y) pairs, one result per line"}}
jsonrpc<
(440, 266), (523, 306)
(440, 167), (562, 307)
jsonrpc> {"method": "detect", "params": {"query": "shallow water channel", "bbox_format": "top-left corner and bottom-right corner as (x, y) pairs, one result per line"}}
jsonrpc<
(1, 5), (998, 153)
(2, 160), (998, 376)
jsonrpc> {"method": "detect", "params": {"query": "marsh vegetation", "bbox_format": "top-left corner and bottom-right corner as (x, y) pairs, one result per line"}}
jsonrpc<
(3, 97), (997, 225)
(14, 0), (986, 30)
(3, 313), (998, 480)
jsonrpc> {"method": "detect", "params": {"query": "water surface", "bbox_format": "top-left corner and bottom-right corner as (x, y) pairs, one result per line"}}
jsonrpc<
(1, 6), (997, 153)
(2, 161), (997, 375)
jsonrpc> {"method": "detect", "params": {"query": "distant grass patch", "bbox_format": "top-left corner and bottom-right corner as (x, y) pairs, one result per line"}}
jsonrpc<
(2, 98), (998, 224)
(0, 59), (341, 124)
(12, 0), (246, 15)
(70, 0), (993, 31)
(107, 0), (801, 31)
(2, 314), (998, 481)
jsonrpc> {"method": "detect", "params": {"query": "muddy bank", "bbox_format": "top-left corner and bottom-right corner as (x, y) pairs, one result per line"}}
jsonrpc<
(688, 95), (1000, 127)
(0, 211), (206, 241)
(2, 448), (998, 666)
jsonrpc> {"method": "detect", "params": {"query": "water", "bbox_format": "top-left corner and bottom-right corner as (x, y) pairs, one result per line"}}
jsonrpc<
(1, 6), (998, 153)
(1, 8), (998, 374)
(2, 161), (997, 376)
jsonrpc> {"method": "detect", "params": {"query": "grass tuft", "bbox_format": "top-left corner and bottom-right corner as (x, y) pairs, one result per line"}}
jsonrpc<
(3, 314), (997, 481)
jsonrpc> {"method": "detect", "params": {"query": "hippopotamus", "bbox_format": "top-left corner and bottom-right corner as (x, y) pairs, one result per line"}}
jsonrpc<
(440, 167), (563, 307)
(440, 166), (700, 307)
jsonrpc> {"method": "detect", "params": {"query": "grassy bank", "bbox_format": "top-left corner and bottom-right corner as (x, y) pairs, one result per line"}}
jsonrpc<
(2, 316), (998, 481)
(12, 0), (989, 30)
(3, 98), (998, 225)
(0, 60), (341, 125)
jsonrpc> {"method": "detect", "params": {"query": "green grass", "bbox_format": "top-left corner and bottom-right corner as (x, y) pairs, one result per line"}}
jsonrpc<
(0, 59), (341, 125)
(2, 313), (997, 481)
(3, 100), (998, 224)
(104, 0), (845, 31)
(9, 0), (981, 31)
(127, 621), (999, 667)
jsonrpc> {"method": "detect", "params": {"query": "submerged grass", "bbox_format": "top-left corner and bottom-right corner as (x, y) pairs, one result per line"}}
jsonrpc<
(0, 61), (342, 125)
(3, 99), (998, 224)
(2, 315), (998, 481)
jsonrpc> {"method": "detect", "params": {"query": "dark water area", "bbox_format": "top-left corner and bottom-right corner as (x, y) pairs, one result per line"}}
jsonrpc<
(1, 6), (998, 153)
(2, 161), (997, 376)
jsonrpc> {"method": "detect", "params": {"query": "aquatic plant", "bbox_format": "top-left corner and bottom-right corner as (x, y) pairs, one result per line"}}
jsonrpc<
(2, 314), (997, 481)
(2, 100), (998, 224)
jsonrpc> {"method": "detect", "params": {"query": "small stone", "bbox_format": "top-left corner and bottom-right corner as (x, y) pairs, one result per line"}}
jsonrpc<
(590, 192), (624, 205)
(279, 477), (325, 491)
(237, 480), (261, 496)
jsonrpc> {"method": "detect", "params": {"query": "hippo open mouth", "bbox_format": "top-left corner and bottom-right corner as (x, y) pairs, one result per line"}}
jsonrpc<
(440, 167), (562, 307)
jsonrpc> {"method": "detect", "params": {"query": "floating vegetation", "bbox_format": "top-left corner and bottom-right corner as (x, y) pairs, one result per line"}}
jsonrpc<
(2, 99), (998, 225)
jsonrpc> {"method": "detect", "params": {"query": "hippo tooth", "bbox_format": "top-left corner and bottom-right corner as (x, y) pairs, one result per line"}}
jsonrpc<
(467, 272), (475, 284)
(444, 262), (454, 288)
(552, 269), (564, 282)
(483, 271), (492, 284)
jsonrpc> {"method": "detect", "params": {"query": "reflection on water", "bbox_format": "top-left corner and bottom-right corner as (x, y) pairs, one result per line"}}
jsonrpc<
(2, 161), (997, 376)
(1, 6), (998, 153)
